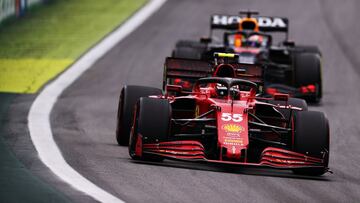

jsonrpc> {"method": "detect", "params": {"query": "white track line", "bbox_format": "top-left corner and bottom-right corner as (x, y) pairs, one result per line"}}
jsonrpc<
(28, 0), (166, 202)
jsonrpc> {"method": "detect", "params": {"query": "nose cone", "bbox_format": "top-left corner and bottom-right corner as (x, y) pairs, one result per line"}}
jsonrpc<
(217, 103), (249, 161)
(222, 145), (248, 161)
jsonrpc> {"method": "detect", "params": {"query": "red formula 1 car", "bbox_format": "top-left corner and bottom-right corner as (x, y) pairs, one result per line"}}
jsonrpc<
(116, 77), (330, 176)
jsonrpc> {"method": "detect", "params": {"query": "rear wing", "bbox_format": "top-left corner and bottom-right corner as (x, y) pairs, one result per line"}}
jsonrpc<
(210, 14), (289, 35)
(164, 57), (264, 90)
(163, 57), (210, 91)
(164, 57), (211, 79)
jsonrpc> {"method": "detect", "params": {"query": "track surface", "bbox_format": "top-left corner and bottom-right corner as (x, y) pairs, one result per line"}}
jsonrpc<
(4, 0), (360, 202)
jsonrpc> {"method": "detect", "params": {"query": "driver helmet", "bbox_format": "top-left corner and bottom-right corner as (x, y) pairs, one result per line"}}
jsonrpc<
(234, 33), (244, 47)
(214, 83), (240, 99)
(247, 34), (263, 48)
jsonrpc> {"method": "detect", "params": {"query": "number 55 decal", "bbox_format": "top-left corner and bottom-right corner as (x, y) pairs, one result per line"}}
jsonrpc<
(221, 113), (243, 122)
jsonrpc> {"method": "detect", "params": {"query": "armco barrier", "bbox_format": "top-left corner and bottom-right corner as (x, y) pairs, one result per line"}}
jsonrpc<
(0, 0), (15, 22)
(0, 0), (44, 24)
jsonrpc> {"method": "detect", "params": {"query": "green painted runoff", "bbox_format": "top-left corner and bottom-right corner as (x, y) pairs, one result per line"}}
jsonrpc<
(0, 0), (147, 93)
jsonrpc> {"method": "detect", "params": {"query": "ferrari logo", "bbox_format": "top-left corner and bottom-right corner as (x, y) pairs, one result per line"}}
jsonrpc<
(232, 146), (236, 154)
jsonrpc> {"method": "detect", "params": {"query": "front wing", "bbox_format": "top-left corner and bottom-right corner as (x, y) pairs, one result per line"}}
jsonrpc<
(135, 139), (328, 171)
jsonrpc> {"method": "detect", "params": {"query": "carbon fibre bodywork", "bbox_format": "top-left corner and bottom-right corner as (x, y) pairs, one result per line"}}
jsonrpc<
(128, 77), (329, 174)
(171, 12), (323, 102)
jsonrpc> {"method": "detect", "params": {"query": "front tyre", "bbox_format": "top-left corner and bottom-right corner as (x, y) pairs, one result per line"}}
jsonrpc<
(293, 111), (329, 176)
(172, 40), (206, 59)
(116, 85), (162, 146)
(129, 97), (171, 161)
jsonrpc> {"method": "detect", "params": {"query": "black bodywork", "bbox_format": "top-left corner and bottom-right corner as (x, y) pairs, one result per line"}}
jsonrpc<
(171, 12), (323, 102)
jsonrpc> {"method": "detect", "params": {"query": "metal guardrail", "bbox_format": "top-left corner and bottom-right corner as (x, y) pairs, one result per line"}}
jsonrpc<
(0, 0), (44, 24)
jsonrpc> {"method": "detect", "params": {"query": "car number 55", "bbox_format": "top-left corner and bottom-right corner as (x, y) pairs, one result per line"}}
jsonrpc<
(221, 113), (243, 122)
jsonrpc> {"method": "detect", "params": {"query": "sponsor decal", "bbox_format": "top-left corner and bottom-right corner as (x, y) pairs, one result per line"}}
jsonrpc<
(221, 113), (243, 122)
(226, 132), (240, 137)
(274, 159), (305, 164)
(211, 15), (288, 28)
(212, 15), (240, 26)
(222, 124), (244, 133)
(239, 55), (256, 64)
(224, 138), (243, 146)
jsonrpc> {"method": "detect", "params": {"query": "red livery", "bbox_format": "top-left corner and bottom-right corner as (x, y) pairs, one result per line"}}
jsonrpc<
(116, 76), (330, 176)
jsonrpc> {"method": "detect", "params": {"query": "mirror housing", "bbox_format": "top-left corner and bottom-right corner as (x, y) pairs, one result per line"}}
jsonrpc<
(166, 84), (183, 93)
(273, 93), (289, 101)
(200, 37), (212, 43)
(283, 40), (295, 47)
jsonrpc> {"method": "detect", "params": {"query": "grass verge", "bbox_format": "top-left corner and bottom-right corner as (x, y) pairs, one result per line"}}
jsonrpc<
(0, 0), (147, 93)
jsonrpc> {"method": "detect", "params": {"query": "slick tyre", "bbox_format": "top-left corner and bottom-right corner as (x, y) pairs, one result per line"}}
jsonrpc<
(293, 53), (322, 103)
(172, 40), (206, 59)
(116, 85), (162, 146)
(293, 111), (329, 176)
(129, 97), (171, 161)
(294, 45), (321, 56)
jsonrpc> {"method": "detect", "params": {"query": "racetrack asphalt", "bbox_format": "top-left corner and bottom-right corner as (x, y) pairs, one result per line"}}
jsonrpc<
(3, 0), (360, 202)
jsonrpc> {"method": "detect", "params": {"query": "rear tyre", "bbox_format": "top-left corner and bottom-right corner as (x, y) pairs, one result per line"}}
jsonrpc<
(294, 45), (321, 56)
(293, 53), (322, 103)
(129, 97), (171, 161)
(116, 86), (162, 146)
(172, 40), (206, 59)
(269, 98), (308, 120)
(292, 111), (329, 176)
